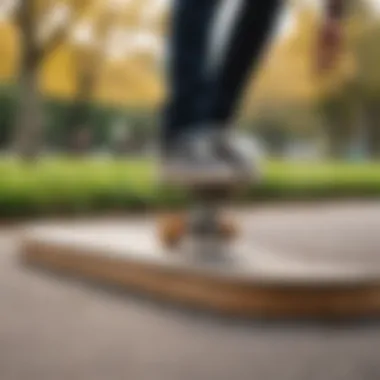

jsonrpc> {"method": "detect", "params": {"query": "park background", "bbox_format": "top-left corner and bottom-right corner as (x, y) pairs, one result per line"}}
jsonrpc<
(1, 3), (380, 378)
(0, 0), (380, 218)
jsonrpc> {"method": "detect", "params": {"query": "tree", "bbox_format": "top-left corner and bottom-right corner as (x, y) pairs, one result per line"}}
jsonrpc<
(11, 0), (93, 158)
(66, 4), (117, 152)
(288, 0), (377, 158)
(353, 16), (380, 158)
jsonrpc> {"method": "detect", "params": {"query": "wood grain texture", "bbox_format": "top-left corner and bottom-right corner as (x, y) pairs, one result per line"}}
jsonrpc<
(21, 240), (380, 320)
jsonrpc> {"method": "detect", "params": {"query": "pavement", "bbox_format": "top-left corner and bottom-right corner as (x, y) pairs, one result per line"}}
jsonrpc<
(1, 202), (380, 380)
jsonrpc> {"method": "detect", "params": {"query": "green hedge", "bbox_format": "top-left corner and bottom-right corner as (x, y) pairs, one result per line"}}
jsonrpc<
(0, 84), (157, 150)
(0, 158), (379, 218)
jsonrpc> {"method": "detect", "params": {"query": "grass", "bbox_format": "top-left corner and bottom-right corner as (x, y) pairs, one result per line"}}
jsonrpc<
(0, 157), (379, 217)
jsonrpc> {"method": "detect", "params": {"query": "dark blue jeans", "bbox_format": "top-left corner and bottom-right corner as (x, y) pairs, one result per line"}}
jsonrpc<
(162, 0), (281, 149)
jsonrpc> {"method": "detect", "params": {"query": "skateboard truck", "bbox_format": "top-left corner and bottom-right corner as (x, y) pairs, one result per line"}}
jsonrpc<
(158, 180), (240, 252)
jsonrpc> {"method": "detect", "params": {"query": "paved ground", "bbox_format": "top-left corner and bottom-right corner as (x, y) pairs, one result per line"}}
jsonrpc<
(2, 202), (380, 380)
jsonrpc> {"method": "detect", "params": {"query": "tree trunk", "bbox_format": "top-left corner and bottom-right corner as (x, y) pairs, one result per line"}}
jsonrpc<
(322, 107), (351, 159)
(366, 101), (380, 159)
(65, 68), (96, 153)
(321, 89), (360, 159)
(12, 0), (43, 160)
(13, 65), (43, 159)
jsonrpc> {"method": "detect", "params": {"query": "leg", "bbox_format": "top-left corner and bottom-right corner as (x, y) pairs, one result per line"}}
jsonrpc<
(207, 0), (281, 125)
(162, 0), (220, 150)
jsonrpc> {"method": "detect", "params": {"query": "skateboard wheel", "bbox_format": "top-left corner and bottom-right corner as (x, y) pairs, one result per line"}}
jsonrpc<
(159, 213), (186, 249)
(219, 219), (238, 240)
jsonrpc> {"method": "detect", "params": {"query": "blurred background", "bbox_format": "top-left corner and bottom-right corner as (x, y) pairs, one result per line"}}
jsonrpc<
(1, 2), (380, 379)
(0, 0), (379, 215)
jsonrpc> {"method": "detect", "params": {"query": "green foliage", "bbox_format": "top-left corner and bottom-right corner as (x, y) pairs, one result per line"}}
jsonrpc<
(0, 158), (379, 218)
(0, 84), (157, 151)
(0, 85), (17, 148)
(43, 98), (155, 149)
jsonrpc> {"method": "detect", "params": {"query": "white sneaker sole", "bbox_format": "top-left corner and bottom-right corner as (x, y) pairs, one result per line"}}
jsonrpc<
(158, 163), (260, 187)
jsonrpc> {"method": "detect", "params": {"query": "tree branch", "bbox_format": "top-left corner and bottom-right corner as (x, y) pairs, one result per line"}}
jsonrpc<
(37, 0), (93, 65)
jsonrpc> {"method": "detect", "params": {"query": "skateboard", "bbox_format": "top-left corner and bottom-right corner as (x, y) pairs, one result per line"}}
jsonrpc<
(158, 173), (247, 251)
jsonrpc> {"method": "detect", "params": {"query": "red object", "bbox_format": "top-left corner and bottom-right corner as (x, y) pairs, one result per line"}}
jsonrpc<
(315, 18), (344, 75)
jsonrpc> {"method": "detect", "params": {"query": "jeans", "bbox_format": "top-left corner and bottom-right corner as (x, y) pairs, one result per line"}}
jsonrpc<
(162, 0), (281, 149)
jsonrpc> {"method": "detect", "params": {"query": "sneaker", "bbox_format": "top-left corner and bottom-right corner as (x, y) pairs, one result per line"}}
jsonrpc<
(160, 130), (234, 185)
(213, 131), (262, 181)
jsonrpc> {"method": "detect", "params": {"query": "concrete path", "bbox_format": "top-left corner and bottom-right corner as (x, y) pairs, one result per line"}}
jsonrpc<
(2, 202), (380, 380)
